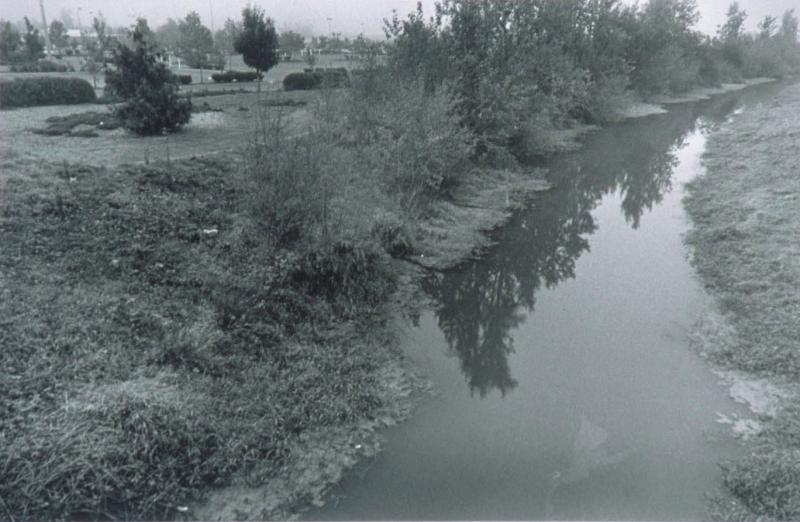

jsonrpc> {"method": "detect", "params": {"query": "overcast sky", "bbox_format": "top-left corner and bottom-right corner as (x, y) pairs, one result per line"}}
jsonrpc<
(3, 0), (798, 37)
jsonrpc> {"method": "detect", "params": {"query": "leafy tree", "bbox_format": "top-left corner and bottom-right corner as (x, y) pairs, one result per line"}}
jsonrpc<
(155, 18), (181, 53)
(177, 11), (214, 68)
(213, 18), (239, 68)
(757, 16), (777, 40)
(91, 16), (112, 65)
(49, 20), (69, 49)
(278, 30), (305, 57)
(0, 20), (22, 64)
(233, 5), (278, 89)
(779, 9), (798, 45)
(718, 2), (747, 68)
(105, 19), (191, 135)
(627, 0), (702, 93)
(23, 17), (45, 61)
(58, 9), (75, 29)
(719, 2), (747, 42)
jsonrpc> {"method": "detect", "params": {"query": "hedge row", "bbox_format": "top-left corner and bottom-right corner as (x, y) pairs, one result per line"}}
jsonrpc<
(9, 60), (73, 73)
(283, 69), (350, 91)
(177, 74), (192, 85)
(210, 71), (263, 83)
(0, 77), (97, 109)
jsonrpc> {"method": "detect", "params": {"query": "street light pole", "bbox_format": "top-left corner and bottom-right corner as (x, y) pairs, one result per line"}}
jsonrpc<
(39, 0), (52, 53)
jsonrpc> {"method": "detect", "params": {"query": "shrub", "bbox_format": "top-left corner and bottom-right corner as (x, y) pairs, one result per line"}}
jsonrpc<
(243, 128), (332, 245)
(371, 211), (416, 257)
(282, 69), (349, 91)
(9, 60), (71, 72)
(0, 77), (96, 108)
(283, 71), (322, 90)
(288, 242), (394, 316)
(210, 71), (263, 83)
(353, 80), (475, 209)
(177, 74), (192, 85)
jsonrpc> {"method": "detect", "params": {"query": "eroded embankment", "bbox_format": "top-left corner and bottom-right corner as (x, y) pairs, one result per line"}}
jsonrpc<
(684, 81), (800, 520)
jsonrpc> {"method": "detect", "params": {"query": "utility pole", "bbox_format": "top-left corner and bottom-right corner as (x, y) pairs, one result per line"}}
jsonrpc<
(208, 0), (215, 32)
(39, 0), (52, 54)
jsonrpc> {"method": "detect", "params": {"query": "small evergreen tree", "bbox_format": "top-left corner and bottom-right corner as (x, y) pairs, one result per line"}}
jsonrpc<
(105, 20), (191, 135)
(233, 5), (278, 90)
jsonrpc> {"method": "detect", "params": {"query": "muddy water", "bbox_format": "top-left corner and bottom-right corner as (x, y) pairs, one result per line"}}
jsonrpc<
(307, 84), (783, 521)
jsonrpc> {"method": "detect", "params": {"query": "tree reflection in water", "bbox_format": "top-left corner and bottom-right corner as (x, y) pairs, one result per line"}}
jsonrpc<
(423, 97), (740, 398)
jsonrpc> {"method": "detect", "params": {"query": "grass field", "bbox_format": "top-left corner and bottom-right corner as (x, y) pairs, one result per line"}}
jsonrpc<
(684, 81), (800, 521)
(0, 90), (315, 166)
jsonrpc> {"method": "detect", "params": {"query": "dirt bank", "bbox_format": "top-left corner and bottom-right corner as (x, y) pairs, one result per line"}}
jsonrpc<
(684, 81), (800, 520)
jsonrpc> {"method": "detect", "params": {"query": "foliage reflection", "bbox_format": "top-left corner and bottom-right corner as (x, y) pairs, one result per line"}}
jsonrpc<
(423, 96), (740, 398)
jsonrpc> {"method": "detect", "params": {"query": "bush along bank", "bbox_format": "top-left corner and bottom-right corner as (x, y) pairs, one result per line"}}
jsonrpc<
(684, 82), (800, 520)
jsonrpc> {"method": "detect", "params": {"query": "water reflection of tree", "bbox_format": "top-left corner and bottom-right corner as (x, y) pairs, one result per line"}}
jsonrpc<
(425, 96), (745, 397)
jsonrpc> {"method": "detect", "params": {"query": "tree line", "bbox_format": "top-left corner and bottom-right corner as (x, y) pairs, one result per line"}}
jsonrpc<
(378, 0), (799, 156)
(0, 9), (356, 69)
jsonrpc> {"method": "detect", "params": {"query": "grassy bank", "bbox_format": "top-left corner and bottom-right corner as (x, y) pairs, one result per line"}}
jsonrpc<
(684, 81), (800, 520)
(0, 153), (421, 520)
(0, 72), (554, 518)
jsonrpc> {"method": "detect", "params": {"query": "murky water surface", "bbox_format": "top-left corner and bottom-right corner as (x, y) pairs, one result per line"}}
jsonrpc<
(308, 84), (784, 521)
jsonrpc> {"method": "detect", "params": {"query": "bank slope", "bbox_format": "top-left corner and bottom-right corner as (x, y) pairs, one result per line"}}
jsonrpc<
(684, 81), (800, 520)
